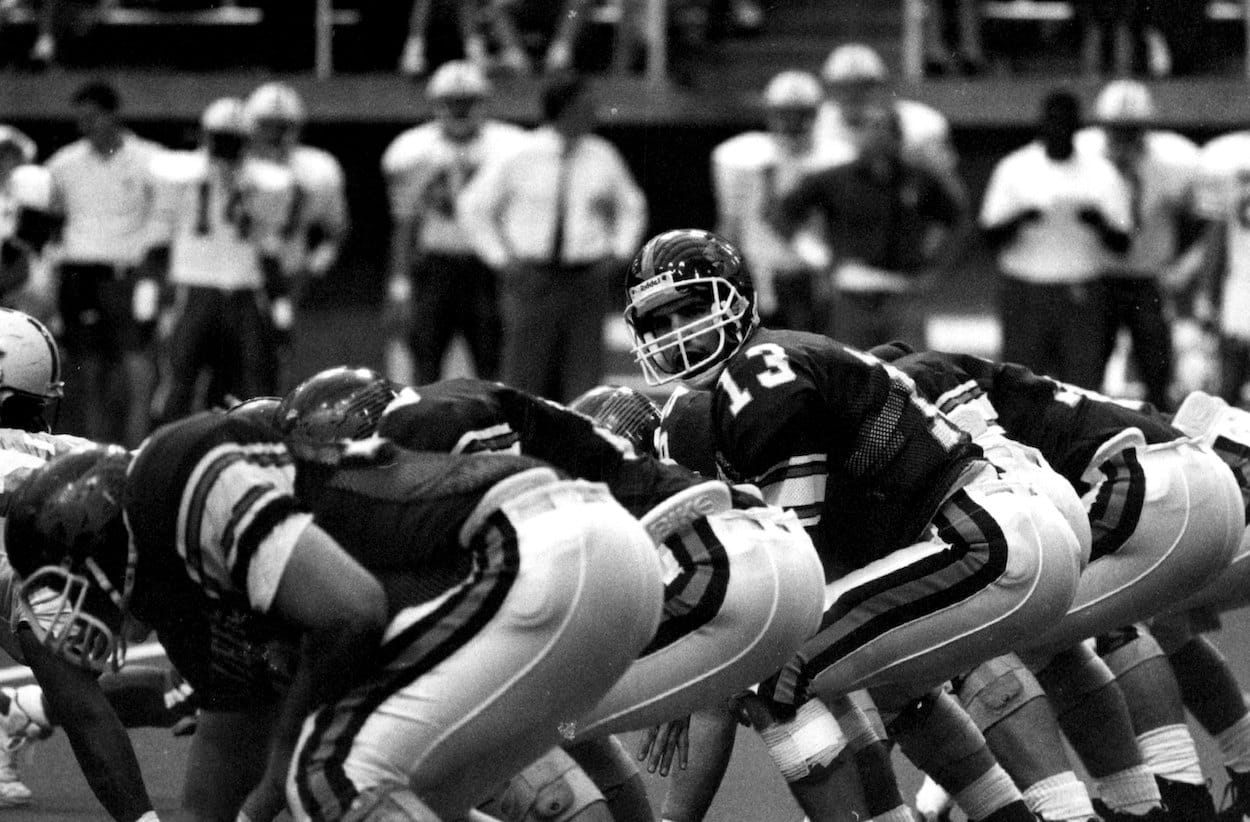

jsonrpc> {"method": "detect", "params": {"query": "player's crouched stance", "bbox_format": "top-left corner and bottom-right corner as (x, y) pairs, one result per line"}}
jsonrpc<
(288, 464), (664, 822)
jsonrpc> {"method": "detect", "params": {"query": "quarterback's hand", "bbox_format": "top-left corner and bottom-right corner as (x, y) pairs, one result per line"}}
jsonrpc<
(270, 296), (294, 348)
(636, 715), (690, 776)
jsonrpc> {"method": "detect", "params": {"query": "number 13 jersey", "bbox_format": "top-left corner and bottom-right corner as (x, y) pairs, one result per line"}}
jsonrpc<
(709, 326), (983, 572)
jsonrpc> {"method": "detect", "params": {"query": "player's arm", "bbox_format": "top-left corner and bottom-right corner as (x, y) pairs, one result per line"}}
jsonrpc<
(979, 159), (1043, 250)
(238, 520), (387, 822)
(304, 160), (348, 278)
(769, 171), (824, 240)
(457, 154), (515, 270)
(17, 627), (156, 822)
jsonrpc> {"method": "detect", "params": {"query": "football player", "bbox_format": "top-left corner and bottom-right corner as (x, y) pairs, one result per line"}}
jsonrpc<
(877, 345), (1241, 819)
(6, 392), (664, 822)
(141, 97), (298, 426)
(0, 308), (167, 821)
(242, 83), (348, 305)
(624, 228), (1084, 822)
(0, 127), (54, 316)
(380, 61), (524, 385)
(277, 369), (828, 822)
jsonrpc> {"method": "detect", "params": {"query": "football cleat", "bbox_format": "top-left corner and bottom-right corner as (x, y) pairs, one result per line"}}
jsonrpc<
(0, 744), (31, 807)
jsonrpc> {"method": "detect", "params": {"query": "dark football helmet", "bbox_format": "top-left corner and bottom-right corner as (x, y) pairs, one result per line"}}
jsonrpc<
(568, 385), (661, 457)
(277, 367), (399, 464)
(4, 445), (134, 673)
(225, 395), (283, 434)
(658, 385), (719, 478)
(623, 229), (758, 386)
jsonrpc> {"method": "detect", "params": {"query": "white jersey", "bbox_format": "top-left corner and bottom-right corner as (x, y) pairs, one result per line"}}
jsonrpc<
(1075, 128), (1199, 275)
(381, 120), (525, 256)
(710, 131), (821, 313)
(149, 150), (297, 291)
(281, 144), (347, 275)
(812, 98), (955, 175)
(0, 165), (51, 243)
(980, 141), (1133, 284)
(1197, 132), (1250, 339)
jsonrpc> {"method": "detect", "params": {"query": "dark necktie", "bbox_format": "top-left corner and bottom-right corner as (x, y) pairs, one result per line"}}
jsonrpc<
(551, 138), (574, 266)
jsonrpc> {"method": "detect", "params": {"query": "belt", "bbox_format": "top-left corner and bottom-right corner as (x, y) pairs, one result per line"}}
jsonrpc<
(61, 262), (133, 280)
(459, 468), (615, 545)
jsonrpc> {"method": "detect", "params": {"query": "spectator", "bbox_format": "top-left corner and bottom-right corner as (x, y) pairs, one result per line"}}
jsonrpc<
(243, 81), (348, 390)
(711, 70), (826, 333)
(458, 72), (646, 404)
(380, 60), (524, 385)
(922, 0), (986, 76)
(398, 0), (488, 78)
(1073, 0), (1170, 77)
(771, 103), (970, 351)
(0, 126), (56, 322)
(813, 42), (965, 206)
(485, 0), (599, 76)
(1191, 123), (1250, 405)
(1075, 79), (1202, 408)
(45, 81), (163, 447)
(142, 98), (297, 425)
(980, 89), (1132, 390)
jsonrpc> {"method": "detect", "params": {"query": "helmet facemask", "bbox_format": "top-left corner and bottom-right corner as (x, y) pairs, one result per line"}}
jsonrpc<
(627, 277), (751, 385)
(17, 537), (135, 674)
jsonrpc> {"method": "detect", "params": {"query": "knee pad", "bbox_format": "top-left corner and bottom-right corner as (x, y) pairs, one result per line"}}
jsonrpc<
(1032, 643), (1115, 718)
(499, 748), (605, 822)
(829, 690), (888, 752)
(342, 786), (441, 822)
(1097, 625), (1164, 677)
(756, 698), (847, 783)
(954, 654), (1046, 734)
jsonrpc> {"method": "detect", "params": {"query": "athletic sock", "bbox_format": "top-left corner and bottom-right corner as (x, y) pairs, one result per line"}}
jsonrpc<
(1217, 713), (1250, 775)
(1136, 724), (1204, 785)
(954, 764), (1022, 821)
(1022, 771), (1096, 822)
(1094, 765), (1163, 815)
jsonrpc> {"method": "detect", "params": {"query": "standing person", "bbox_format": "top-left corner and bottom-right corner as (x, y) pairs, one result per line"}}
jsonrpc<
(813, 43), (965, 204)
(0, 126), (56, 322)
(1076, 79), (1202, 409)
(381, 60), (524, 386)
(243, 81), (348, 380)
(980, 88), (1132, 390)
(142, 98), (297, 427)
(624, 228), (1084, 822)
(459, 71), (647, 404)
(45, 81), (163, 447)
(1191, 122), (1250, 406)
(771, 103), (969, 351)
(711, 69), (828, 333)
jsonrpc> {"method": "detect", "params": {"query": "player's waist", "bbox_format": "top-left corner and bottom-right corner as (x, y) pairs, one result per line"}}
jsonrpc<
(460, 468), (617, 543)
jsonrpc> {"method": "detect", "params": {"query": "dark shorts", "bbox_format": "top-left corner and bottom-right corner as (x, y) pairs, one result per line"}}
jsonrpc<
(57, 262), (147, 355)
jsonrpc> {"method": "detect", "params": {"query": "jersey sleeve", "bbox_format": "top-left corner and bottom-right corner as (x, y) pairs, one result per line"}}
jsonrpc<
(978, 151), (1024, 228)
(126, 414), (312, 613)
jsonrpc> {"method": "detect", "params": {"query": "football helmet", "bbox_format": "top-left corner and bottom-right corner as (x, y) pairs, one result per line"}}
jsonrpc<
(0, 308), (63, 432)
(658, 385), (718, 478)
(569, 385), (661, 457)
(426, 60), (490, 101)
(201, 97), (249, 162)
(243, 82), (306, 127)
(1094, 79), (1155, 125)
(4, 445), (134, 673)
(821, 43), (887, 86)
(624, 229), (758, 386)
(225, 395), (283, 434)
(277, 367), (398, 464)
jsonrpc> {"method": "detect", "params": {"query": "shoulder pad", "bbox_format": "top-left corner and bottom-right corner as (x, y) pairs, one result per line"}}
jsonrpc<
(149, 150), (206, 184)
(8, 165), (52, 209)
(289, 146), (343, 186)
(712, 132), (776, 171)
(381, 125), (438, 175)
(897, 99), (950, 143)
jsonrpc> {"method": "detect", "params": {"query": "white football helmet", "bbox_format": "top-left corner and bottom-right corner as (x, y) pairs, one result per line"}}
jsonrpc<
(0, 308), (62, 404)
(425, 60), (490, 101)
(764, 70), (821, 110)
(243, 82), (306, 128)
(200, 97), (249, 135)
(1094, 79), (1155, 125)
(821, 43), (887, 86)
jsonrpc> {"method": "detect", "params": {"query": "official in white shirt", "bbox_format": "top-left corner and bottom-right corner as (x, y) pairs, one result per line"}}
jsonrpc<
(458, 72), (647, 404)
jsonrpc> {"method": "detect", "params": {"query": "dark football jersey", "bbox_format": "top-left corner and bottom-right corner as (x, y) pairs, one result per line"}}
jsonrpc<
(894, 351), (1182, 489)
(709, 327), (983, 572)
(124, 410), (302, 708)
(378, 378), (706, 518)
(298, 442), (551, 614)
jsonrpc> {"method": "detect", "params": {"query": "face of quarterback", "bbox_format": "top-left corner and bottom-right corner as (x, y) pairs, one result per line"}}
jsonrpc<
(641, 297), (723, 376)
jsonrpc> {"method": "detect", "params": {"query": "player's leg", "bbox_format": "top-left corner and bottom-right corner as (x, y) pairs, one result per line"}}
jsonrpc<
(656, 700), (739, 822)
(565, 737), (652, 822)
(1152, 611), (1250, 820)
(952, 654), (1097, 822)
(182, 705), (277, 821)
(149, 285), (212, 427)
(289, 483), (663, 820)
(829, 690), (910, 822)
(461, 257), (502, 381)
(573, 506), (823, 738)
(1027, 439), (1242, 657)
(408, 255), (458, 384)
(1027, 642), (1164, 820)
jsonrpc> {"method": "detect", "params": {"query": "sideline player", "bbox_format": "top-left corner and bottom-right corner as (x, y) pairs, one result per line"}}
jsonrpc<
(623, 228), (1082, 822)
(142, 98), (298, 425)
(380, 61), (523, 385)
